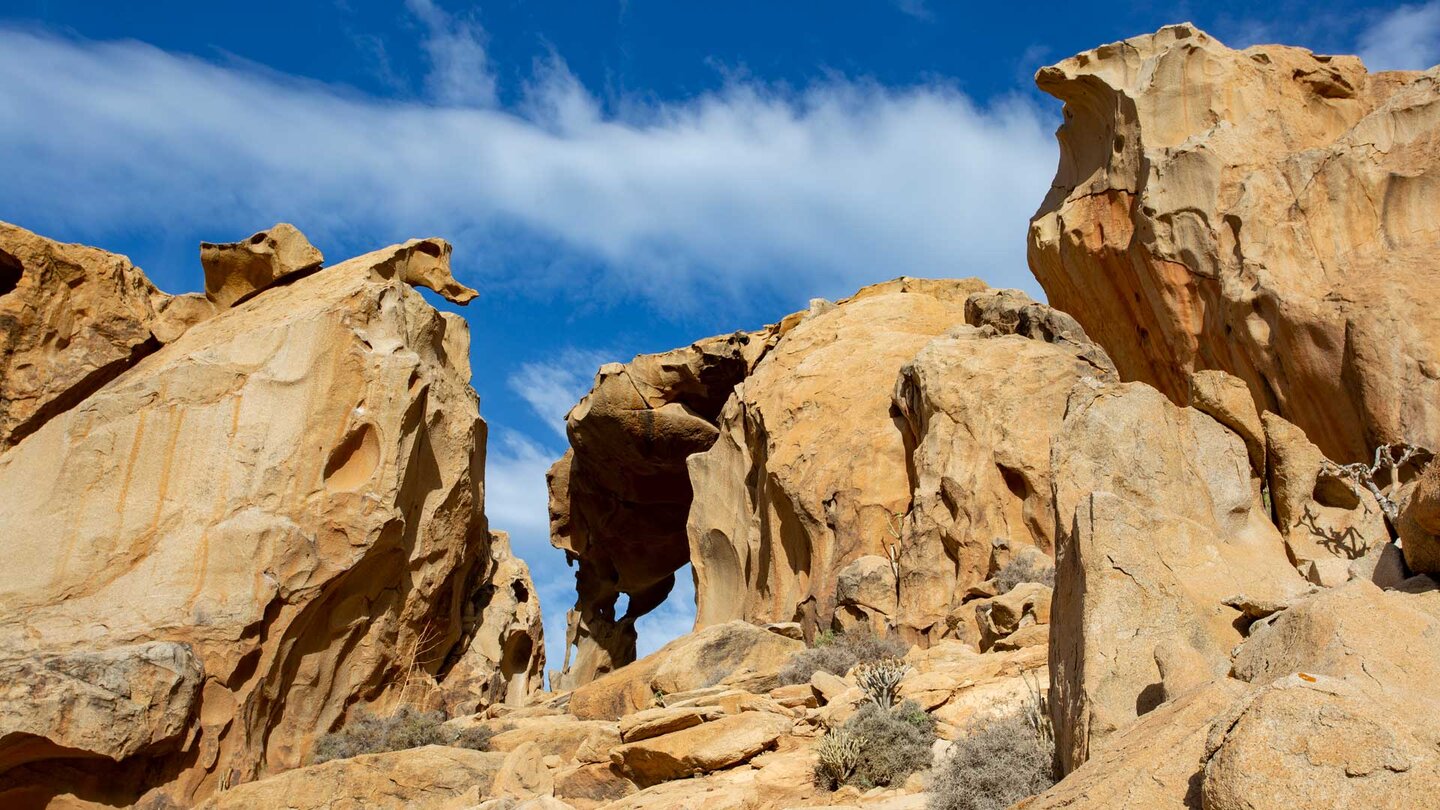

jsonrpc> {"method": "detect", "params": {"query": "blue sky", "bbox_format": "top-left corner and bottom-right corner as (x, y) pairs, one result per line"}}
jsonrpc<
(3, 0), (1436, 675)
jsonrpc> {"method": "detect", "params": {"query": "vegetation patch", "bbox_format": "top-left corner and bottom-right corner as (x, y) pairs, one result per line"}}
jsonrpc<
(311, 706), (497, 764)
(779, 629), (908, 685)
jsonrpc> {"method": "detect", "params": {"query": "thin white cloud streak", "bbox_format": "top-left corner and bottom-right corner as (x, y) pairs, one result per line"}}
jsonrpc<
(1359, 2), (1440, 71)
(0, 27), (1054, 306)
(405, 0), (499, 107)
(507, 348), (614, 440)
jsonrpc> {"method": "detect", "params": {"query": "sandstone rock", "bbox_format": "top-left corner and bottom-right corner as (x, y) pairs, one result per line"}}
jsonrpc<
(618, 706), (721, 743)
(835, 555), (898, 634)
(1398, 460), (1440, 574)
(1029, 24), (1440, 464)
(200, 222), (324, 308)
(1348, 541), (1407, 588)
(0, 221), (177, 450)
(892, 293), (1113, 642)
(768, 683), (818, 709)
(548, 331), (757, 688)
(810, 671), (851, 704)
(495, 741), (555, 800)
(193, 745), (506, 810)
(1049, 382), (1308, 773)
(1189, 370), (1265, 476)
(0, 641), (202, 771)
(976, 582), (1051, 651)
(609, 712), (791, 787)
(488, 719), (619, 763)
(989, 623), (1048, 652)
(0, 235), (530, 804)
(568, 622), (802, 721)
(1203, 674), (1440, 810)
(1025, 679), (1254, 809)
(763, 622), (805, 641)
(688, 280), (982, 641)
(554, 761), (637, 806)
(1263, 412), (1390, 585)
(440, 531), (547, 715)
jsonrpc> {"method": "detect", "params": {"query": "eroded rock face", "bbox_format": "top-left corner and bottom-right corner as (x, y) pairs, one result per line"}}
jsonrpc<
(200, 223), (324, 308)
(1048, 381), (1308, 773)
(1029, 24), (1440, 463)
(0, 228), (538, 806)
(0, 222), (188, 450)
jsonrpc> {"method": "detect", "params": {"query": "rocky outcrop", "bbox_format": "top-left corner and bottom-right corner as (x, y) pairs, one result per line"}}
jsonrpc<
(1048, 380), (1309, 772)
(1029, 23), (1440, 464)
(0, 226), (538, 806)
(0, 222), (207, 450)
(200, 223), (324, 308)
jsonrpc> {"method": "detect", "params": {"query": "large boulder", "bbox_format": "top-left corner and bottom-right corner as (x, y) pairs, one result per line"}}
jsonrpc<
(200, 222), (324, 308)
(1398, 461), (1440, 574)
(1029, 24), (1440, 464)
(1048, 381), (1308, 773)
(0, 228), (538, 805)
(567, 621), (803, 721)
(609, 712), (791, 787)
(0, 221), (202, 450)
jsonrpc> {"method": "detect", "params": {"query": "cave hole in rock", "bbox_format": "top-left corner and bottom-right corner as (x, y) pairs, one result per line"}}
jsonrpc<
(0, 248), (21, 297)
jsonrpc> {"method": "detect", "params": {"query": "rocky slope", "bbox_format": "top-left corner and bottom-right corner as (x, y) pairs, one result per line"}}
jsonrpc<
(0, 223), (543, 807)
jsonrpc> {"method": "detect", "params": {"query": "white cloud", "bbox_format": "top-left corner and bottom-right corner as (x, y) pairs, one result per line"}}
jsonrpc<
(635, 565), (697, 658)
(405, 0), (498, 107)
(0, 25), (1054, 308)
(893, 0), (934, 22)
(507, 348), (616, 440)
(1358, 2), (1440, 71)
(484, 429), (556, 554)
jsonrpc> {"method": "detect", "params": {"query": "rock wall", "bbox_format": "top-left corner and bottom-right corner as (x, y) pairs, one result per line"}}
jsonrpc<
(1029, 23), (1440, 463)
(0, 224), (541, 806)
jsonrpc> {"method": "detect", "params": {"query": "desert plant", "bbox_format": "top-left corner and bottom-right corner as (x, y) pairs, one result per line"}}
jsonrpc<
(993, 554), (1055, 593)
(855, 657), (910, 709)
(813, 727), (865, 790)
(310, 706), (494, 764)
(778, 630), (909, 685)
(1321, 442), (1430, 521)
(927, 708), (1055, 810)
(835, 699), (936, 789)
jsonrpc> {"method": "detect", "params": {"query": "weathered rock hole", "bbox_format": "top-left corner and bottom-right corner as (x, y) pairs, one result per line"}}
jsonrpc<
(249, 231), (268, 245)
(323, 423), (380, 492)
(415, 240), (442, 257)
(0, 249), (22, 297)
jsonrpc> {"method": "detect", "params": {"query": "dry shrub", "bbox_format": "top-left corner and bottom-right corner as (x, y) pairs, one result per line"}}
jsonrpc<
(779, 630), (909, 685)
(310, 706), (496, 764)
(993, 554), (1054, 594)
(816, 699), (936, 791)
(927, 711), (1055, 810)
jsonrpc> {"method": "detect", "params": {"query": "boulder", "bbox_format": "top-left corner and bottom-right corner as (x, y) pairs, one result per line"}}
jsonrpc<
(618, 707), (721, 743)
(977, 582), (1051, 650)
(891, 291), (1113, 643)
(1048, 381), (1308, 773)
(835, 555), (898, 633)
(1188, 370), (1265, 477)
(0, 233), (534, 804)
(192, 745), (505, 810)
(568, 622), (802, 721)
(494, 741), (555, 800)
(609, 712), (791, 787)
(487, 719), (619, 763)
(1029, 24), (1440, 464)
(0, 221), (180, 450)
(199, 222), (324, 308)
(1398, 461), (1440, 574)
(1203, 674), (1440, 810)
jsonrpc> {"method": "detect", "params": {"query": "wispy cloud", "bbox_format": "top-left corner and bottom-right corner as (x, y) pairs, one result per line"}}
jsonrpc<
(1358, 2), (1440, 71)
(0, 24), (1053, 309)
(484, 429), (556, 555)
(893, 0), (934, 22)
(405, 0), (498, 107)
(635, 565), (697, 658)
(507, 348), (615, 440)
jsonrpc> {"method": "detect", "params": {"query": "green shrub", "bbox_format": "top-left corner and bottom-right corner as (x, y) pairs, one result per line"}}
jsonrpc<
(779, 630), (909, 685)
(310, 706), (495, 764)
(817, 699), (935, 790)
(993, 554), (1054, 594)
(926, 711), (1055, 810)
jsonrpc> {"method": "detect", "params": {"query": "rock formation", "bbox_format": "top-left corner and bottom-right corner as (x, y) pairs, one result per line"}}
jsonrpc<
(1029, 23), (1440, 464)
(0, 223), (537, 807)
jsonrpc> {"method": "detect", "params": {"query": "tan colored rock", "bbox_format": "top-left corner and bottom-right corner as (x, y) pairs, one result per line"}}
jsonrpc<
(1025, 679), (1254, 810)
(989, 623), (1047, 652)
(892, 292), (1114, 643)
(1263, 412), (1389, 585)
(809, 670), (851, 704)
(200, 222), (324, 308)
(1049, 381), (1308, 773)
(495, 741), (556, 800)
(0, 235), (529, 804)
(1398, 460), (1440, 574)
(0, 221), (176, 450)
(487, 719), (619, 762)
(1189, 370), (1265, 476)
(768, 683), (818, 709)
(440, 530), (547, 715)
(0, 641), (202, 771)
(619, 706), (721, 743)
(688, 281), (981, 640)
(568, 622), (802, 721)
(1029, 24), (1440, 464)
(554, 762), (637, 806)
(609, 711), (791, 787)
(976, 582), (1051, 650)
(193, 745), (506, 810)
(1203, 674), (1440, 810)
(834, 555), (898, 634)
